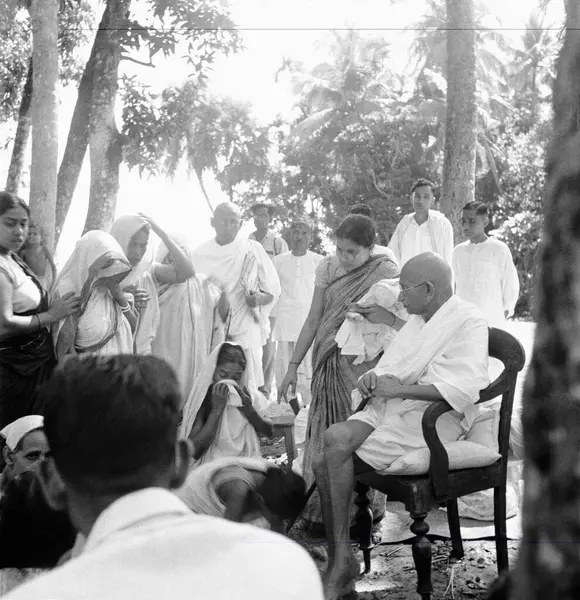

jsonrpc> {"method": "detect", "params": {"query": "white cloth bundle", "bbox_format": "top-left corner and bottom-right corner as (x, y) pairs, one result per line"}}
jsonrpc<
(336, 278), (408, 364)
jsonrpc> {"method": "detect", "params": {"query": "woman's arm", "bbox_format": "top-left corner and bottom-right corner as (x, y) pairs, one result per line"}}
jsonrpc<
(0, 272), (79, 341)
(238, 404), (274, 437)
(189, 385), (228, 459)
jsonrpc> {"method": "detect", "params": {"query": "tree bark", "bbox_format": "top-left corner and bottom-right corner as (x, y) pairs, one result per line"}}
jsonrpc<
(55, 4), (109, 244)
(29, 0), (59, 253)
(195, 168), (215, 215)
(513, 4), (580, 599)
(5, 58), (33, 194)
(441, 0), (477, 239)
(83, 0), (131, 234)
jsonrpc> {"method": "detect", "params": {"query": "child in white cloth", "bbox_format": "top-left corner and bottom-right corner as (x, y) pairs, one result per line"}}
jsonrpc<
(180, 342), (273, 469)
(335, 278), (408, 364)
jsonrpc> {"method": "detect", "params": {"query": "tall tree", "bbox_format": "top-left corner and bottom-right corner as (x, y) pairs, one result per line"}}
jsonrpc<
(441, 0), (477, 237)
(29, 0), (59, 252)
(513, 3), (580, 598)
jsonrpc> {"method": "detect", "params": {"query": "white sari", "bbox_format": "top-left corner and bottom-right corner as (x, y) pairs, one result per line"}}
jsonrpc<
(151, 237), (224, 404)
(109, 215), (160, 355)
(180, 342), (268, 470)
(53, 231), (133, 358)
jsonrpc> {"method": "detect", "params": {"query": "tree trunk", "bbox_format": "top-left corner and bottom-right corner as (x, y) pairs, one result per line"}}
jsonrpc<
(55, 4), (110, 244)
(195, 168), (215, 215)
(441, 0), (477, 240)
(513, 5), (580, 599)
(83, 0), (131, 234)
(29, 0), (59, 253)
(5, 58), (33, 194)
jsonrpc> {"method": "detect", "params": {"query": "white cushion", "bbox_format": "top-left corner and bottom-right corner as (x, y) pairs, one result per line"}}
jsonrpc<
(380, 440), (501, 476)
(464, 405), (500, 452)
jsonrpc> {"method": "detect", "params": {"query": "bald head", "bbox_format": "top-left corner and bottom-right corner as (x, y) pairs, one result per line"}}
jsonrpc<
(212, 202), (241, 245)
(399, 253), (453, 320)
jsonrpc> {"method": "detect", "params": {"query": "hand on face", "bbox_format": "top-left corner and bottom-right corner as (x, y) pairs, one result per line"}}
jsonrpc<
(211, 382), (229, 411)
(124, 285), (150, 308)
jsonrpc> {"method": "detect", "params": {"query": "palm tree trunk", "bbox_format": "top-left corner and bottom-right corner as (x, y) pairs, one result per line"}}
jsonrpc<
(83, 0), (132, 234)
(195, 168), (214, 215)
(5, 58), (33, 194)
(55, 3), (109, 243)
(441, 0), (477, 240)
(513, 6), (580, 599)
(29, 0), (59, 253)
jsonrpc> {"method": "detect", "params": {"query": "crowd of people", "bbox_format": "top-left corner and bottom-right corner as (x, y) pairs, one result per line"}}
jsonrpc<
(0, 178), (522, 600)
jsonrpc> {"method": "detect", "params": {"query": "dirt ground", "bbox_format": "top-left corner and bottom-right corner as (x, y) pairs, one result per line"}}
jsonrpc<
(261, 435), (519, 599)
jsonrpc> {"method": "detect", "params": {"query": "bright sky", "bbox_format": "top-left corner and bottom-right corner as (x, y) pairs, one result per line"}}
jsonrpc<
(0, 0), (564, 265)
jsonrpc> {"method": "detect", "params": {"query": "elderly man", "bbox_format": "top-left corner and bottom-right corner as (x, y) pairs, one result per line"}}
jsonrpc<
(192, 202), (281, 391)
(314, 253), (489, 599)
(388, 179), (453, 266)
(3, 355), (322, 600)
(249, 203), (288, 396)
(272, 220), (323, 407)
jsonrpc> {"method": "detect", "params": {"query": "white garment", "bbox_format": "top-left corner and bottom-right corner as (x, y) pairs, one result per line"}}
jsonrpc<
(110, 215), (160, 355)
(388, 210), (454, 267)
(336, 278), (408, 364)
(3, 488), (323, 600)
(176, 456), (269, 520)
(0, 415), (43, 451)
(249, 229), (289, 260)
(373, 244), (399, 266)
(152, 238), (223, 403)
(0, 254), (41, 313)
(453, 237), (520, 327)
(272, 251), (323, 342)
(192, 236), (281, 388)
(351, 296), (490, 472)
(53, 231), (133, 357)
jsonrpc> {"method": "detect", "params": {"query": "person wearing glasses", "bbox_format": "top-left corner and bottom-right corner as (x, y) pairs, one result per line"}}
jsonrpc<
(278, 214), (399, 531)
(312, 252), (490, 599)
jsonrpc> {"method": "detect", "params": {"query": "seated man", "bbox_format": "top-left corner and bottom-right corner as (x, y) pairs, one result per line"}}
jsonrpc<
(4, 355), (322, 600)
(175, 456), (307, 533)
(313, 253), (490, 599)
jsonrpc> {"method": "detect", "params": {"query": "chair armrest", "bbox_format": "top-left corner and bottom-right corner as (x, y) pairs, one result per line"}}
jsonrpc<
(421, 400), (454, 503)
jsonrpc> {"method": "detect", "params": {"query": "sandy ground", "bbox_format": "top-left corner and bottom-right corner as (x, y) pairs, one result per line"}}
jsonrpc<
(262, 320), (535, 599)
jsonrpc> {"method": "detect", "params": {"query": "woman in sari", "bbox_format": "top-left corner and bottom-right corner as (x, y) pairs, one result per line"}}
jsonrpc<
(151, 233), (228, 403)
(53, 231), (136, 358)
(0, 192), (80, 427)
(279, 215), (399, 528)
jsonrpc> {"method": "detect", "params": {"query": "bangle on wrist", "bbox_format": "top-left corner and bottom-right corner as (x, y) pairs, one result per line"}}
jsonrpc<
(389, 313), (396, 327)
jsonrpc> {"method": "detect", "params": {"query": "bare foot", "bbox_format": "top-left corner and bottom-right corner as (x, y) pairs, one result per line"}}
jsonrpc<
(323, 551), (360, 600)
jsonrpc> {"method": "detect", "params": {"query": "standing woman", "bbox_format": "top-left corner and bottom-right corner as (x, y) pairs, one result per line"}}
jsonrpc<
(52, 231), (136, 358)
(0, 192), (80, 427)
(278, 215), (399, 529)
(151, 231), (228, 404)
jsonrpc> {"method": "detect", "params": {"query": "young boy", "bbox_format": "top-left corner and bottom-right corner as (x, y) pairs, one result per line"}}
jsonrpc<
(452, 201), (520, 327)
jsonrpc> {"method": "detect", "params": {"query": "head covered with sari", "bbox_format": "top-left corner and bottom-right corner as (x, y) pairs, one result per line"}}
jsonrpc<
(52, 231), (132, 358)
(109, 215), (154, 284)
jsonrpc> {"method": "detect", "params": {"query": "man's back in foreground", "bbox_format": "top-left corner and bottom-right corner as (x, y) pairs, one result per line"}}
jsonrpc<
(4, 355), (322, 600)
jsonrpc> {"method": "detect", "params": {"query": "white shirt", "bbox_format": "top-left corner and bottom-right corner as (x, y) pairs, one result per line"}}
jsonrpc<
(272, 251), (323, 341)
(249, 230), (289, 260)
(388, 210), (454, 266)
(4, 488), (323, 600)
(453, 237), (520, 327)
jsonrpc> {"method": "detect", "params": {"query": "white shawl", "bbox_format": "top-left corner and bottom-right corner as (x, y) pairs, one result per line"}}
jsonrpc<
(192, 235), (281, 348)
(109, 215), (160, 355)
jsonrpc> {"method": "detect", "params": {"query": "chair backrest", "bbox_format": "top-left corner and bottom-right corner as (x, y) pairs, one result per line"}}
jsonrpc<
(478, 327), (526, 461)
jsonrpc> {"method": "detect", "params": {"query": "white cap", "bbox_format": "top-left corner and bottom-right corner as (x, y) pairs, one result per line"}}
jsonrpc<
(1, 415), (44, 451)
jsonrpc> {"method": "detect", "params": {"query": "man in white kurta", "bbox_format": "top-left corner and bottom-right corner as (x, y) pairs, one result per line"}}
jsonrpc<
(312, 253), (489, 599)
(4, 355), (322, 600)
(453, 202), (520, 328)
(272, 221), (323, 406)
(388, 179), (454, 267)
(192, 203), (281, 391)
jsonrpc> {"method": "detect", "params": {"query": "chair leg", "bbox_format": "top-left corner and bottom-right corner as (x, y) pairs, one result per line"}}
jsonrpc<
(494, 485), (509, 573)
(410, 512), (432, 600)
(354, 481), (374, 574)
(446, 499), (465, 559)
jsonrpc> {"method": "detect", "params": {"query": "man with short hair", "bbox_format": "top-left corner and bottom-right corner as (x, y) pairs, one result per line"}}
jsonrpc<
(192, 202), (281, 391)
(249, 203), (288, 396)
(272, 220), (323, 406)
(388, 179), (454, 267)
(453, 201), (519, 327)
(4, 355), (323, 600)
(313, 253), (489, 598)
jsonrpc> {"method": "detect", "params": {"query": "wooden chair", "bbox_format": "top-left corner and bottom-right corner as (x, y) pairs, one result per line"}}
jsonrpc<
(353, 327), (526, 600)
